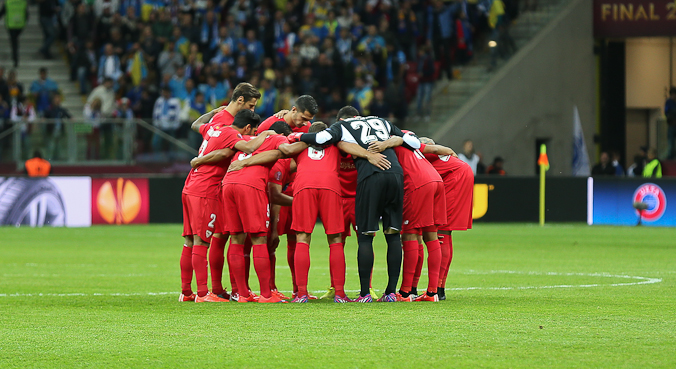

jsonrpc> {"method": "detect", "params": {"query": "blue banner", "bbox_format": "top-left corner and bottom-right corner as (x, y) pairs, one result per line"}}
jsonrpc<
(591, 178), (676, 226)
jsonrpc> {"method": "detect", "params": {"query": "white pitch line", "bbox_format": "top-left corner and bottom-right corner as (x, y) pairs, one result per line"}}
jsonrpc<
(0, 271), (662, 298)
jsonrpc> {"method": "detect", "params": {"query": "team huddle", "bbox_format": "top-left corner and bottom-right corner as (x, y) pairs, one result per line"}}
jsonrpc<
(179, 82), (474, 303)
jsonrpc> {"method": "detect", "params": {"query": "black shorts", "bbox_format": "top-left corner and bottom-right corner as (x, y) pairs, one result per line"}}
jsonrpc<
(355, 172), (404, 234)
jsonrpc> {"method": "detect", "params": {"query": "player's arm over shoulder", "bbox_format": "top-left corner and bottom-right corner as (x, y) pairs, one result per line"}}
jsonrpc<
(233, 130), (276, 154)
(190, 148), (234, 168)
(299, 122), (342, 145)
(191, 106), (226, 133)
(388, 122), (421, 150)
(420, 143), (457, 157)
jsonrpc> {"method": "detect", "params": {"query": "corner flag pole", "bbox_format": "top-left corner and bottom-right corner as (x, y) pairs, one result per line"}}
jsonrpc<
(538, 144), (550, 226)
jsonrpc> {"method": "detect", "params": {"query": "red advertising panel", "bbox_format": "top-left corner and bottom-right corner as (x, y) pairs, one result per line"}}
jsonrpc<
(91, 178), (149, 224)
(594, 0), (676, 38)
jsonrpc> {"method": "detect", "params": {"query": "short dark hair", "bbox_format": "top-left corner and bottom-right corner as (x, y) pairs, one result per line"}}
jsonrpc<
(295, 95), (319, 116)
(269, 121), (292, 136)
(232, 109), (261, 129)
(33, 151), (42, 159)
(309, 121), (327, 133)
(232, 82), (261, 103)
(671, 86), (676, 95)
(337, 106), (359, 120)
(39, 67), (47, 74)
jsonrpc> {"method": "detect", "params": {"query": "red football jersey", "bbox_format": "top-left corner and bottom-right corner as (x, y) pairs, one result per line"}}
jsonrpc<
(182, 125), (244, 199)
(394, 144), (442, 192)
(339, 153), (357, 198)
(268, 158), (292, 187)
(424, 148), (466, 182)
(293, 145), (341, 196)
(223, 134), (287, 191)
(257, 115), (310, 133)
(209, 109), (235, 127)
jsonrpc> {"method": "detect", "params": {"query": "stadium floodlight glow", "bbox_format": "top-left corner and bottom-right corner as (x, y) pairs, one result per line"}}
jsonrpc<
(488, 41), (497, 48)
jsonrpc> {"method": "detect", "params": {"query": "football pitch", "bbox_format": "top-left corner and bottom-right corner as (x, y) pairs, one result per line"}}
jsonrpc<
(1, 224), (674, 368)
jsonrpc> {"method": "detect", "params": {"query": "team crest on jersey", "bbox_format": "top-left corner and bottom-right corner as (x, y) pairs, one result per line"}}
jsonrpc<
(308, 147), (325, 160)
(275, 171), (282, 181)
(439, 155), (451, 162)
(633, 183), (667, 222)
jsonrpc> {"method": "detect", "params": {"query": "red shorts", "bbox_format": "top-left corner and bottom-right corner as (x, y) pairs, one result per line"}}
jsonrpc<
(221, 183), (269, 236)
(277, 205), (293, 235)
(181, 193), (222, 242)
(440, 162), (474, 231)
(342, 197), (356, 238)
(291, 188), (343, 235)
(402, 181), (446, 232)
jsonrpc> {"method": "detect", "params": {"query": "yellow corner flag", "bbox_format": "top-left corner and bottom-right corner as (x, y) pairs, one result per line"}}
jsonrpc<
(538, 144), (548, 226)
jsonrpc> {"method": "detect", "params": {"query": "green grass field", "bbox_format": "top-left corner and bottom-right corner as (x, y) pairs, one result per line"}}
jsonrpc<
(1, 223), (675, 368)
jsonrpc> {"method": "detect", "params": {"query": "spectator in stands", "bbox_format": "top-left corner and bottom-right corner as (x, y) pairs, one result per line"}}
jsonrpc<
(665, 86), (676, 159)
(25, 151), (51, 177)
(87, 77), (116, 118)
(427, 0), (454, 80)
(43, 95), (71, 160)
(83, 98), (103, 160)
(0, 0), (29, 67)
(152, 86), (181, 153)
(643, 148), (662, 178)
(611, 150), (624, 176)
(98, 44), (123, 85)
(199, 74), (227, 108)
(455, 10), (473, 65)
(592, 152), (616, 176)
(5, 70), (24, 104)
(626, 155), (642, 177)
(0, 93), (9, 160)
(159, 41), (185, 79)
(369, 89), (393, 120)
(416, 45), (435, 120)
(152, 10), (173, 44)
(37, 0), (58, 59)
(11, 95), (36, 158)
(487, 156), (506, 175)
(0, 67), (8, 102)
(358, 25), (385, 54)
(71, 40), (97, 95)
(255, 79), (278, 118)
(458, 139), (480, 175)
(126, 42), (148, 87)
(347, 77), (373, 116)
(29, 68), (59, 116)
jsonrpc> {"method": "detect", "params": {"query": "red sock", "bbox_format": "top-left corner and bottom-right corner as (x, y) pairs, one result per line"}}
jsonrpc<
(209, 236), (226, 295)
(229, 241), (249, 297)
(400, 240), (419, 293)
(243, 238), (252, 291)
(294, 242), (310, 297)
(180, 245), (193, 295)
(287, 238), (298, 293)
(192, 245), (209, 297)
(425, 239), (442, 294)
(440, 235), (453, 288)
(412, 241), (424, 289)
(227, 243), (238, 294)
(252, 244), (272, 298)
(329, 243), (346, 297)
(268, 242), (277, 290)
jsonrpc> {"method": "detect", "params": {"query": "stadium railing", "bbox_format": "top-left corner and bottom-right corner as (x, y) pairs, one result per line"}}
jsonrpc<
(0, 118), (198, 169)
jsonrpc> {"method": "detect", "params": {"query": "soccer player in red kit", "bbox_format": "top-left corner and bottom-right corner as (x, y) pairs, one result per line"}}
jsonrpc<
(257, 95), (318, 133)
(184, 82), (262, 300)
(367, 132), (450, 302)
(277, 122), (350, 303)
(268, 158), (297, 300)
(257, 95), (318, 296)
(222, 119), (292, 303)
(180, 108), (271, 303)
(420, 137), (473, 301)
